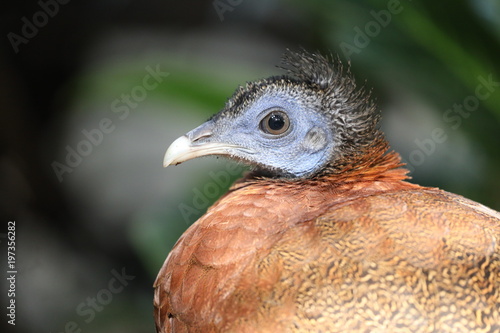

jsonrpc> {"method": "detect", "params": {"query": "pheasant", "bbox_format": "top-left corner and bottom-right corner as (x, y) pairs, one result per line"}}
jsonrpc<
(154, 50), (500, 332)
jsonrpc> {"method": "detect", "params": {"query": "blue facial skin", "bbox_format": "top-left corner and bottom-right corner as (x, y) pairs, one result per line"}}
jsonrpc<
(189, 92), (333, 178)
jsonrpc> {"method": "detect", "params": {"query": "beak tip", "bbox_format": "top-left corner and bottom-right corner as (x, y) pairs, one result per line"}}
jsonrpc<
(163, 135), (192, 168)
(163, 160), (179, 167)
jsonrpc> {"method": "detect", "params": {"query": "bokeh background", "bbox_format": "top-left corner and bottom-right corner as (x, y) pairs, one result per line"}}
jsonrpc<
(1, 1), (499, 332)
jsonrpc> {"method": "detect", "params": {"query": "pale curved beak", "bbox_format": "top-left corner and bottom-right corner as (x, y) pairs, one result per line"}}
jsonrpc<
(163, 135), (254, 167)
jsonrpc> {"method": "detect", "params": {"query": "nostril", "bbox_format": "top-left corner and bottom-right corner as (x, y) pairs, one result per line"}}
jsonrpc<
(186, 121), (215, 144)
(193, 131), (212, 141)
(189, 127), (213, 143)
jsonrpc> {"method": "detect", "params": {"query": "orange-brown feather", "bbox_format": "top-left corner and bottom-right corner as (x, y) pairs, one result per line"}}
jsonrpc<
(154, 148), (500, 332)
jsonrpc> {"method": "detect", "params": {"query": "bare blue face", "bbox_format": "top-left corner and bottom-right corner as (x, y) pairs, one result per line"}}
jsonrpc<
(184, 90), (334, 177)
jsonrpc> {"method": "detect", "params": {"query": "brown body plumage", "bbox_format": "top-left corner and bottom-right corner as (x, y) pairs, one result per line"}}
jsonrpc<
(154, 51), (500, 332)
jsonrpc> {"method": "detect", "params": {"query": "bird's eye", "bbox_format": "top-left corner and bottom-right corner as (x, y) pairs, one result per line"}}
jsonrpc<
(260, 111), (290, 135)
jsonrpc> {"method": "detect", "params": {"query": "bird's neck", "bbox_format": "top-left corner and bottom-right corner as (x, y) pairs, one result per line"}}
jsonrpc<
(236, 140), (418, 197)
(321, 149), (413, 187)
(222, 151), (420, 225)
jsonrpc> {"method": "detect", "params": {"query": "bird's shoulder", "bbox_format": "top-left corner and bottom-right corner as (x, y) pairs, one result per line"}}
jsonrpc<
(315, 188), (500, 266)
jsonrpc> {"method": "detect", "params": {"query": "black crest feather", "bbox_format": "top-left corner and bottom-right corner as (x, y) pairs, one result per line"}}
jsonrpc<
(280, 49), (338, 90)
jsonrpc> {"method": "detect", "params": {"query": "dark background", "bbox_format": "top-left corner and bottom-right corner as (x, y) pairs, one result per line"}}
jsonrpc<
(1, 1), (499, 332)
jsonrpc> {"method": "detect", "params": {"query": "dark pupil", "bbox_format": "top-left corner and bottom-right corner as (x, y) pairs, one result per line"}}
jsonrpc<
(268, 113), (284, 130)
